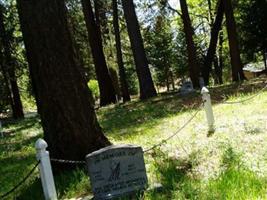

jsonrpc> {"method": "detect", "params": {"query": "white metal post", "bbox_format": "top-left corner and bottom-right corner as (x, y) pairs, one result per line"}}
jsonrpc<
(0, 120), (3, 137)
(201, 87), (215, 133)
(35, 138), (57, 200)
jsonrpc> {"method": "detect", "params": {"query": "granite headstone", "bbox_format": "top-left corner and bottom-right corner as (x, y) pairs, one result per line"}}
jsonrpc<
(86, 144), (148, 199)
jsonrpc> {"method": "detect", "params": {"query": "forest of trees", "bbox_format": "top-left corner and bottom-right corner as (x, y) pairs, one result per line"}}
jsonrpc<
(0, 0), (266, 164)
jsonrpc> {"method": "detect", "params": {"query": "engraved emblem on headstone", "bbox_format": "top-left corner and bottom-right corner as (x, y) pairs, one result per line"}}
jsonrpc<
(108, 161), (120, 181)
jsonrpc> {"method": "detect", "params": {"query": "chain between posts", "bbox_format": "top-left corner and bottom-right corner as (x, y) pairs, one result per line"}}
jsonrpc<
(213, 84), (267, 105)
(50, 158), (86, 165)
(143, 100), (204, 154)
(0, 160), (40, 200)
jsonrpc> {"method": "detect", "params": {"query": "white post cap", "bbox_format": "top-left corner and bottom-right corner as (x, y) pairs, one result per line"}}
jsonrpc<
(201, 87), (209, 94)
(35, 138), (48, 150)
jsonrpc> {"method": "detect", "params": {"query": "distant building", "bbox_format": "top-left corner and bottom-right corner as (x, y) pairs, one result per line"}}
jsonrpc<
(243, 62), (267, 79)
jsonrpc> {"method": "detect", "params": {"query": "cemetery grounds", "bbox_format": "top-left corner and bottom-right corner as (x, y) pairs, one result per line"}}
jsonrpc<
(0, 78), (267, 200)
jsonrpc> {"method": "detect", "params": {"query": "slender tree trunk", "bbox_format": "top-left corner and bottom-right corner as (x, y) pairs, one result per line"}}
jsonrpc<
(164, 60), (170, 92)
(223, 0), (246, 81)
(207, 0), (214, 23)
(218, 31), (224, 84)
(179, 0), (200, 88)
(170, 71), (175, 90)
(112, 0), (130, 103)
(263, 50), (267, 70)
(203, 0), (224, 85)
(81, 0), (116, 106)
(17, 0), (110, 167)
(0, 50), (15, 114)
(0, 5), (24, 119)
(121, 0), (157, 99)
(213, 55), (221, 84)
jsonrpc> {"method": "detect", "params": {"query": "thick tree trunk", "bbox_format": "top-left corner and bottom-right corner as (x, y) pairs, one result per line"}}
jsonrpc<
(17, 0), (110, 166)
(112, 0), (130, 103)
(223, 0), (246, 81)
(81, 0), (116, 106)
(203, 0), (224, 85)
(179, 0), (200, 88)
(0, 5), (24, 119)
(121, 0), (157, 99)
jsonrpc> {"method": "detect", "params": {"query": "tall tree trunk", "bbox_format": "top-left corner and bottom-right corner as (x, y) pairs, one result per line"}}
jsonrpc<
(164, 60), (170, 92)
(112, 0), (130, 103)
(17, 0), (110, 166)
(223, 0), (246, 81)
(213, 55), (223, 84)
(218, 31), (224, 84)
(81, 0), (116, 106)
(0, 5), (24, 119)
(170, 71), (175, 90)
(203, 0), (224, 85)
(0, 49), (15, 114)
(121, 0), (157, 99)
(263, 50), (267, 70)
(207, 0), (214, 24)
(179, 0), (200, 88)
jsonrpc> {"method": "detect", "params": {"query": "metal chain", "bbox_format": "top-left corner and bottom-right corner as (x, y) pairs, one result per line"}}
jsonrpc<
(143, 101), (203, 153)
(50, 158), (86, 164)
(213, 84), (267, 105)
(0, 160), (40, 200)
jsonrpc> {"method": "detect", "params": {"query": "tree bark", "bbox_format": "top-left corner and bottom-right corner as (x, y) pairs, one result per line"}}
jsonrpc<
(218, 31), (224, 84)
(213, 55), (223, 84)
(112, 0), (130, 103)
(121, 0), (157, 99)
(263, 50), (267, 70)
(17, 0), (110, 167)
(81, 0), (117, 106)
(179, 0), (200, 88)
(223, 0), (246, 81)
(202, 0), (224, 85)
(0, 48), (14, 113)
(0, 5), (24, 119)
(170, 71), (175, 90)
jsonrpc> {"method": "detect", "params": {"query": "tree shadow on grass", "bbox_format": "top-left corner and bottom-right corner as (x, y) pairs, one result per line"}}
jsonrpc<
(0, 134), (41, 156)
(147, 150), (200, 200)
(17, 168), (90, 200)
(209, 78), (267, 103)
(99, 78), (266, 138)
(146, 146), (267, 200)
(99, 94), (202, 138)
(204, 146), (267, 200)
(1, 116), (41, 137)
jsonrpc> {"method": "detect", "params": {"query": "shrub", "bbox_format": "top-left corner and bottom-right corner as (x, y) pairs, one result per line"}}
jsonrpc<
(88, 80), (100, 100)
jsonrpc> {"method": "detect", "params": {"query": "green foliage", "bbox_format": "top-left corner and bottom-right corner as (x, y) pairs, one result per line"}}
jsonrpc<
(88, 80), (100, 100)
(238, 0), (267, 61)
(145, 14), (176, 90)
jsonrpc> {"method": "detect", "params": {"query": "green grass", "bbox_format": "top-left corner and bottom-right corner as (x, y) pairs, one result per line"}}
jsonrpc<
(1, 78), (267, 199)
